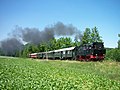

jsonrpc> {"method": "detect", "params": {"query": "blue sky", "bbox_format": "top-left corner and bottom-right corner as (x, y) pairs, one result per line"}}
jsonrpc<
(0, 0), (120, 48)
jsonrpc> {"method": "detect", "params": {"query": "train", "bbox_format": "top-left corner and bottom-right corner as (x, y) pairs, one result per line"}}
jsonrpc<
(29, 42), (106, 61)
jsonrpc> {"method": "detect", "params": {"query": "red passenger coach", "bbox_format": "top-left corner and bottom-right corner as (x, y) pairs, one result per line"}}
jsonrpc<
(29, 53), (38, 59)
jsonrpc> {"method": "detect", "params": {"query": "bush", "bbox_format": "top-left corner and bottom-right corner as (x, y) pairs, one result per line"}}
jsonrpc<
(106, 48), (120, 62)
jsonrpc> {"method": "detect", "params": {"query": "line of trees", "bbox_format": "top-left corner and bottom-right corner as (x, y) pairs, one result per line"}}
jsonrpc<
(0, 26), (120, 62)
(19, 37), (76, 57)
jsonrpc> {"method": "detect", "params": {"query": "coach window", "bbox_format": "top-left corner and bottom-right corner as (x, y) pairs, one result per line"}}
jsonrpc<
(68, 51), (70, 54)
(63, 51), (65, 54)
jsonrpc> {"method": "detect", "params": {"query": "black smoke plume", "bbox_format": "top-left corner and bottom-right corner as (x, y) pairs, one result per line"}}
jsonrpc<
(51, 22), (77, 36)
(21, 28), (54, 44)
(11, 22), (79, 44)
(0, 38), (23, 56)
(10, 26), (55, 45)
(0, 22), (82, 56)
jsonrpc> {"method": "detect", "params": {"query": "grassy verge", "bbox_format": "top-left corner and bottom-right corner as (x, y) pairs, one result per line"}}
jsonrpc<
(0, 57), (120, 90)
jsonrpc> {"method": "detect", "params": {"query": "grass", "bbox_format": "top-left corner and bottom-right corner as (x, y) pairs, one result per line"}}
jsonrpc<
(0, 57), (120, 90)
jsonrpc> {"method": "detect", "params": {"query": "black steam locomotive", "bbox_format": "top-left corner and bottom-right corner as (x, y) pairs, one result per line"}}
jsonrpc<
(29, 42), (106, 61)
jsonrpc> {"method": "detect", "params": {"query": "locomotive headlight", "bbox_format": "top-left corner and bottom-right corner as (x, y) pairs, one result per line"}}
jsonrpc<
(96, 54), (97, 56)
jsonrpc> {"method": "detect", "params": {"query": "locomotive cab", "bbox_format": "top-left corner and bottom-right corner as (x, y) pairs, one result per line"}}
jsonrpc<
(91, 42), (106, 55)
(90, 42), (106, 60)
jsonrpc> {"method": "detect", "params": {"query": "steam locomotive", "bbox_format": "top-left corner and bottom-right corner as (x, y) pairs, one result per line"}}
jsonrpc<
(29, 42), (106, 61)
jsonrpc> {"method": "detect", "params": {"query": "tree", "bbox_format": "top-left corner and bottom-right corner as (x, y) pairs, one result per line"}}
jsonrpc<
(63, 37), (73, 48)
(0, 48), (3, 56)
(118, 34), (120, 49)
(81, 27), (103, 45)
(56, 37), (73, 48)
(48, 38), (57, 50)
(38, 42), (48, 52)
(91, 27), (102, 42)
(106, 48), (120, 62)
(38, 37), (74, 52)
(73, 41), (80, 46)
(81, 28), (91, 44)
(21, 43), (39, 57)
(31, 44), (39, 53)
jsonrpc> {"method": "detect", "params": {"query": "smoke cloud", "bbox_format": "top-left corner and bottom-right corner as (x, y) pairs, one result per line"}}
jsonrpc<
(0, 38), (23, 56)
(50, 22), (77, 36)
(21, 28), (54, 44)
(10, 22), (80, 44)
(10, 26), (55, 45)
(0, 21), (82, 56)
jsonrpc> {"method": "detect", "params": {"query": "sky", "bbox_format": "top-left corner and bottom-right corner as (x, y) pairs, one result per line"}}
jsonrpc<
(0, 0), (120, 48)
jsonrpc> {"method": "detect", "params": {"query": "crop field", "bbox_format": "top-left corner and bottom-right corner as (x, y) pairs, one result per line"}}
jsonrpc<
(0, 57), (120, 90)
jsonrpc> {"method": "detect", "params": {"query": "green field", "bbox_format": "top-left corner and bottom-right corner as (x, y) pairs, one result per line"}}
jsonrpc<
(0, 57), (120, 90)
